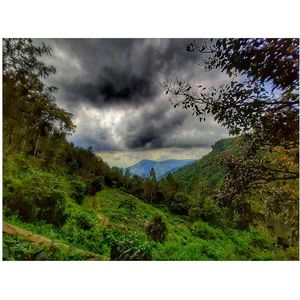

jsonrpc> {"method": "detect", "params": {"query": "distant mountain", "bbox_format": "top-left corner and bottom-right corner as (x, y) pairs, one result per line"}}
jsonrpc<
(127, 159), (196, 179)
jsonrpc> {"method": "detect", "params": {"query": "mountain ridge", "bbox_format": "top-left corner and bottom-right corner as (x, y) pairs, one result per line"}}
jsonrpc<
(127, 158), (196, 179)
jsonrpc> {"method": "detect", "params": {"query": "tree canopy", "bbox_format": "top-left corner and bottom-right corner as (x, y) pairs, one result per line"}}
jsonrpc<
(3, 38), (75, 155)
(163, 39), (298, 140)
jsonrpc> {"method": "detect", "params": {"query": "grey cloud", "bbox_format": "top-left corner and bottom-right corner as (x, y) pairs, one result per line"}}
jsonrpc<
(40, 39), (206, 109)
(121, 101), (228, 150)
(34, 38), (229, 152)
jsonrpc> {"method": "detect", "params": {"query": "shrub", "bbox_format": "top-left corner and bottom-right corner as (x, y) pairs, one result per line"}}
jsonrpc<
(188, 207), (202, 220)
(118, 199), (136, 214)
(61, 211), (105, 254)
(190, 221), (224, 240)
(36, 192), (67, 226)
(73, 210), (95, 230)
(4, 169), (67, 226)
(248, 227), (276, 250)
(200, 197), (221, 226)
(146, 215), (167, 243)
(70, 180), (87, 204)
(3, 234), (91, 261)
(110, 233), (154, 261)
(169, 192), (191, 215)
(87, 177), (102, 196)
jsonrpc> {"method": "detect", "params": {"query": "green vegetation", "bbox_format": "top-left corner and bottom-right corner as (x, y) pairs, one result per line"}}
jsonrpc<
(3, 234), (92, 261)
(173, 138), (237, 194)
(3, 158), (298, 260)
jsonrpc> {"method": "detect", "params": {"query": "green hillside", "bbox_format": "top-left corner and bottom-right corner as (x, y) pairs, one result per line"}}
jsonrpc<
(3, 153), (298, 261)
(173, 137), (238, 196)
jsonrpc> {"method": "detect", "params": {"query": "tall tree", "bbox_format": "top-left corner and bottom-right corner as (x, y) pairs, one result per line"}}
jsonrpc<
(3, 38), (75, 154)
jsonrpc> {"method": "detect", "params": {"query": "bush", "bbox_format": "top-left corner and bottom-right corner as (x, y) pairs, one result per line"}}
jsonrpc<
(200, 197), (221, 226)
(36, 192), (67, 226)
(72, 210), (96, 230)
(87, 177), (102, 196)
(146, 215), (167, 243)
(118, 199), (136, 214)
(188, 207), (202, 220)
(61, 211), (105, 254)
(248, 227), (276, 249)
(169, 192), (191, 215)
(110, 233), (154, 261)
(4, 169), (67, 226)
(190, 221), (224, 240)
(70, 180), (87, 204)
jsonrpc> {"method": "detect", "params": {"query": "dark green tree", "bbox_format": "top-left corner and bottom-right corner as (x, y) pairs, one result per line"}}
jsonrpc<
(146, 215), (167, 243)
(144, 168), (158, 204)
(3, 38), (75, 155)
(169, 192), (191, 215)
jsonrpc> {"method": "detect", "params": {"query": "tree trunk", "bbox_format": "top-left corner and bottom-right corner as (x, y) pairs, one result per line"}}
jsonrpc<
(21, 138), (27, 152)
(33, 135), (40, 157)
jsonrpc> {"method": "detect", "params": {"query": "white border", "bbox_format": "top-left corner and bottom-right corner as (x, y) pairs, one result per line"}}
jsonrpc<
(1, 1), (299, 300)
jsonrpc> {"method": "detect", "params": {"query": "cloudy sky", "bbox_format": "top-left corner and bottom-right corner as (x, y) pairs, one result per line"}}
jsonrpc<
(37, 39), (229, 167)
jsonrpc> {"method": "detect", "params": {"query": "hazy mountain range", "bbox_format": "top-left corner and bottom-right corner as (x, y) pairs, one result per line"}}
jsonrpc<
(126, 159), (196, 179)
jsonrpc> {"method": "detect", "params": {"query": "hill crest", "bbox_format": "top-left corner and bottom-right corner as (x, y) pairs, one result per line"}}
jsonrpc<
(127, 159), (196, 179)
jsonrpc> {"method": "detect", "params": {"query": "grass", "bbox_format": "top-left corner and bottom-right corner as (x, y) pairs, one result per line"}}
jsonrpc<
(4, 185), (298, 261)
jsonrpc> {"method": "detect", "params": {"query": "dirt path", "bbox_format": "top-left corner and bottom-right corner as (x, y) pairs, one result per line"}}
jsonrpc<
(3, 222), (107, 261)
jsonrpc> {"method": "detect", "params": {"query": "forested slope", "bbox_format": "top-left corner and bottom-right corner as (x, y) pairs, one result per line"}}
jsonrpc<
(173, 138), (238, 194)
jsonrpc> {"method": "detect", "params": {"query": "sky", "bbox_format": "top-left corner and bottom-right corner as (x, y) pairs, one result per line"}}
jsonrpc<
(37, 39), (229, 168)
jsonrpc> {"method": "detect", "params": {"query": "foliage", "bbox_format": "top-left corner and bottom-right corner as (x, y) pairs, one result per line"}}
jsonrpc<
(60, 209), (105, 254)
(110, 233), (155, 261)
(4, 168), (67, 226)
(3, 39), (75, 155)
(86, 176), (103, 196)
(3, 234), (90, 261)
(71, 210), (96, 230)
(190, 221), (224, 240)
(164, 38), (299, 235)
(4, 185), (298, 261)
(199, 197), (221, 226)
(70, 180), (87, 204)
(169, 192), (191, 215)
(118, 198), (137, 214)
(146, 215), (167, 243)
(164, 38), (298, 137)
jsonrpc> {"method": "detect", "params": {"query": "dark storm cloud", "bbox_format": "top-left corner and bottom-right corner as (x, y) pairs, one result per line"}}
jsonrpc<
(64, 65), (156, 107)
(123, 102), (186, 149)
(37, 38), (229, 152)
(42, 38), (204, 109)
(120, 99), (227, 150)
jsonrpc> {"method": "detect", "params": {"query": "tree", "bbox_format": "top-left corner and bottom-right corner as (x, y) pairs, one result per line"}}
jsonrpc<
(3, 38), (75, 154)
(163, 39), (298, 142)
(146, 215), (167, 243)
(144, 168), (158, 204)
(169, 192), (191, 215)
(163, 39), (299, 231)
(160, 173), (180, 205)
